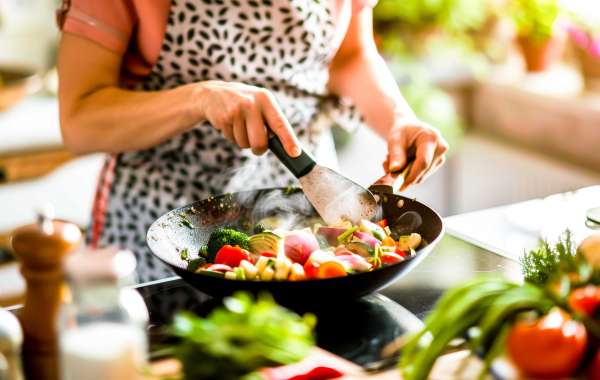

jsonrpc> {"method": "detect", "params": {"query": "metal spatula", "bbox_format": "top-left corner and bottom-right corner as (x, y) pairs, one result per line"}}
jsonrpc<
(268, 136), (380, 225)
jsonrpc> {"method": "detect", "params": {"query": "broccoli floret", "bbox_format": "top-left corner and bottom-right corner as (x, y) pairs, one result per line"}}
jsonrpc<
(206, 228), (250, 262)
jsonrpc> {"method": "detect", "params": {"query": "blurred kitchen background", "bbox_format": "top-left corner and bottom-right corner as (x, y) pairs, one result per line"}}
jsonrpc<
(0, 0), (599, 256)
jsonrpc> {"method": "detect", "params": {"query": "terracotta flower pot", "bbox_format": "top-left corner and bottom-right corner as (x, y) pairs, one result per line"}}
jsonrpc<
(516, 33), (566, 72)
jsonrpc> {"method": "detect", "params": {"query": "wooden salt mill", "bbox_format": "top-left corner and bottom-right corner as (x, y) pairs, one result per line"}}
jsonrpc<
(10, 210), (82, 380)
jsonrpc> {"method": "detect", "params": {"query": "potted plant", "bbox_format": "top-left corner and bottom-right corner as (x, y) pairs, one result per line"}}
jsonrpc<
(510, 0), (565, 72)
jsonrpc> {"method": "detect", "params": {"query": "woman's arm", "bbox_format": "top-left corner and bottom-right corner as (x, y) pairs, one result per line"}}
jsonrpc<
(328, 8), (448, 189)
(58, 33), (300, 156)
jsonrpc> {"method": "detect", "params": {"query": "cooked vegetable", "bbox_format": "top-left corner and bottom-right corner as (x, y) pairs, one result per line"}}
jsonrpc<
(167, 292), (316, 380)
(397, 233), (422, 251)
(317, 261), (347, 279)
(316, 227), (347, 245)
(359, 219), (386, 240)
(214, 245), (252, 268)
(197, 218), (420, 281)
(506, 308), (587, 378)
(352, 231), (380, 249)
(249, 231), (282, 256)
(207, 228), (250, 262)
(284, 230), (319, 264)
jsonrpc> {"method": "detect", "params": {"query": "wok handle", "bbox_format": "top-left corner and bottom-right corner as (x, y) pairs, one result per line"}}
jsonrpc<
(368, 162), (413, 195)
(268, 135), (316, 178)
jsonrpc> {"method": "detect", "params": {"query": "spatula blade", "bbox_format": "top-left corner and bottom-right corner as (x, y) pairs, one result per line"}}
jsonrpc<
(299, 165), (381, 225)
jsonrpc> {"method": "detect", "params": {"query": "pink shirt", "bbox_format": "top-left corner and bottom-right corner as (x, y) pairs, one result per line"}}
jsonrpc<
(58, 0), (377, 85)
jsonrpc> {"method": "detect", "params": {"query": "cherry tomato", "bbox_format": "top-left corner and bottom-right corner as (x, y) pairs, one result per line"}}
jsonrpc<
(394, 248), (408, 258)
(587, 350), (600, 380)
(381, 252), (405, 265)
(316, 261), (347, 279)
(569, 285), (600, 317)
(506, 308), (587, 379)
(376, 219), (388, 228)
(214, 245), (251, 268)
(303, 261), (319, 279)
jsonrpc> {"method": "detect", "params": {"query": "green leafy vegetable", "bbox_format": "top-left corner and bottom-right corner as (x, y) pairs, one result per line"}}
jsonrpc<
(207, 228), (250, 262)
(187, 257), (206, 272)
(520, 230), (581, 285)
(166, 292), (316, 380)
(180, 248), (189, 261)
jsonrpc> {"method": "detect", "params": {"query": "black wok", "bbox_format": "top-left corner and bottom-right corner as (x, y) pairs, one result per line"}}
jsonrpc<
(147, 187), (443, 302)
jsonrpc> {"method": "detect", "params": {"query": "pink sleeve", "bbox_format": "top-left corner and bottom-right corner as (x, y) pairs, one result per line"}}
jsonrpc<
(58, 0), (135, 54)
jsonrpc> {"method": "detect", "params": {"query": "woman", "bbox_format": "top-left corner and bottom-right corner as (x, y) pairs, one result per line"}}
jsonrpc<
(57, 0), (448, 282)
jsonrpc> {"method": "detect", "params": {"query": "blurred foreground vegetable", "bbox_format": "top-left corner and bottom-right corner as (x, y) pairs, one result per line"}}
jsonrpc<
(399, 277), (553, 380)
(166, 292), (316, 380)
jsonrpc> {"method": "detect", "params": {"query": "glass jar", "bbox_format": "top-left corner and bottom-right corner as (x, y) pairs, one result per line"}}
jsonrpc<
(58, 248), (149, 380)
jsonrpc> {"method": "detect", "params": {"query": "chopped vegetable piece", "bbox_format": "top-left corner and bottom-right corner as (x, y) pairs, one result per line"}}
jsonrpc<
(382, 236), (396, 247)
(260, 252), (277, 258)
(284, 230), (319, 264)
(205, 264), (233, 273)
(224, 271), (237, 280)
(239, 260), (258, 280)
(352, 231), (380, 249)
(207, 228), (250, 262)
(214, 245), (252, 268)
(397, 233), (422, 251)
(317, 227), (347, 245)
(336, 254), (372, 272)
(317, 261), (347, 279)
(337, 226), (358, 244)
(289, 263), (306, 281)
(346, 241), (373, 258)
(381, 252), (405, 265)
(569, 285), (600, 317)
(303, 261), (319, 279)
(249, 231), (282, 256)
(234, 267), (246, 280)
(359, 219), (386, 240)
(275, 257), (293, 280)
(376, 219), (388, 228)
(261, 266), (275, 281)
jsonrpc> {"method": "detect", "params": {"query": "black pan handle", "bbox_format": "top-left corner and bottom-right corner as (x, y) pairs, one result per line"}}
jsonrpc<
(268, 134), (316, 178)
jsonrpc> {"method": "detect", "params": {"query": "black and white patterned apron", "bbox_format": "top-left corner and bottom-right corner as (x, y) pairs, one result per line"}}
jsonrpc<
(90, 0), (358, 283)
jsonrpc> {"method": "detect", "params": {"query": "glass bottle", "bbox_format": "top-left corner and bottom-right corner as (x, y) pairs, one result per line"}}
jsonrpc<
(58, 248), (148, 380)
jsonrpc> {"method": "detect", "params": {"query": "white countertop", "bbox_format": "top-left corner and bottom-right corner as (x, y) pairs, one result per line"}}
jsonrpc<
(0, 96), (62, 154)
(445, 185), (600, 261)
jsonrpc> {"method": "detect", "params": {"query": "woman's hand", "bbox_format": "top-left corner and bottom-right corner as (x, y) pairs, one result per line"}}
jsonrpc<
(195, 81), (301, 157)
(385, 119), (449, 191)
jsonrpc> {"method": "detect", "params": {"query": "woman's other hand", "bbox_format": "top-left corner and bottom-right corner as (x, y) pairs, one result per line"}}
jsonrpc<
(385, 119), (449, 191)
(194, 81), (301, 157)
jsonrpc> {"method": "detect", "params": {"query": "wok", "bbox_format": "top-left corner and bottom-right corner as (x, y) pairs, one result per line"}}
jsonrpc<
(147, 187), (444, 302)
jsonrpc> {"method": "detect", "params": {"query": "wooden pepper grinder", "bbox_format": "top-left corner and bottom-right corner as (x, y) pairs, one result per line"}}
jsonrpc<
(10, 208), (82, 380)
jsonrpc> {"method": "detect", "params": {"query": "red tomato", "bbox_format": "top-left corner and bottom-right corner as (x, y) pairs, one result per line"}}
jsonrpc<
(395, 248), (408, 258)
(569, 285), (600, 317)
(376, 219), (388, 228)
(303, 261), (319, 279)
(506, 308), (587, 379)
(214, 245), (251, 267)
(317, 261), (347, 279)
(260, 252), (277, 258)
(587, 350), (600, 380)
(381, 252), (405, 265)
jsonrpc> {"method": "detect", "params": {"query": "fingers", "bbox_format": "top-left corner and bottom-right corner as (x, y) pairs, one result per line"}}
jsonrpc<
(387, 128), (407, 172)
(258, 91), (301, 157)
(233, 113), (250, 149)
(401, 133), (436, 191)
(245, 107), (268, 155)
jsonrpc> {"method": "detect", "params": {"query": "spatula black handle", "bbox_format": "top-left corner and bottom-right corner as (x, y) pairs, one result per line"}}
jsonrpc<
(268, 135), (316, 178)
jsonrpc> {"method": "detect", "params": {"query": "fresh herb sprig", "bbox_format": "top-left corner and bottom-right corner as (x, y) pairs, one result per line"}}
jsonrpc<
(165, 292), (316, 380)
